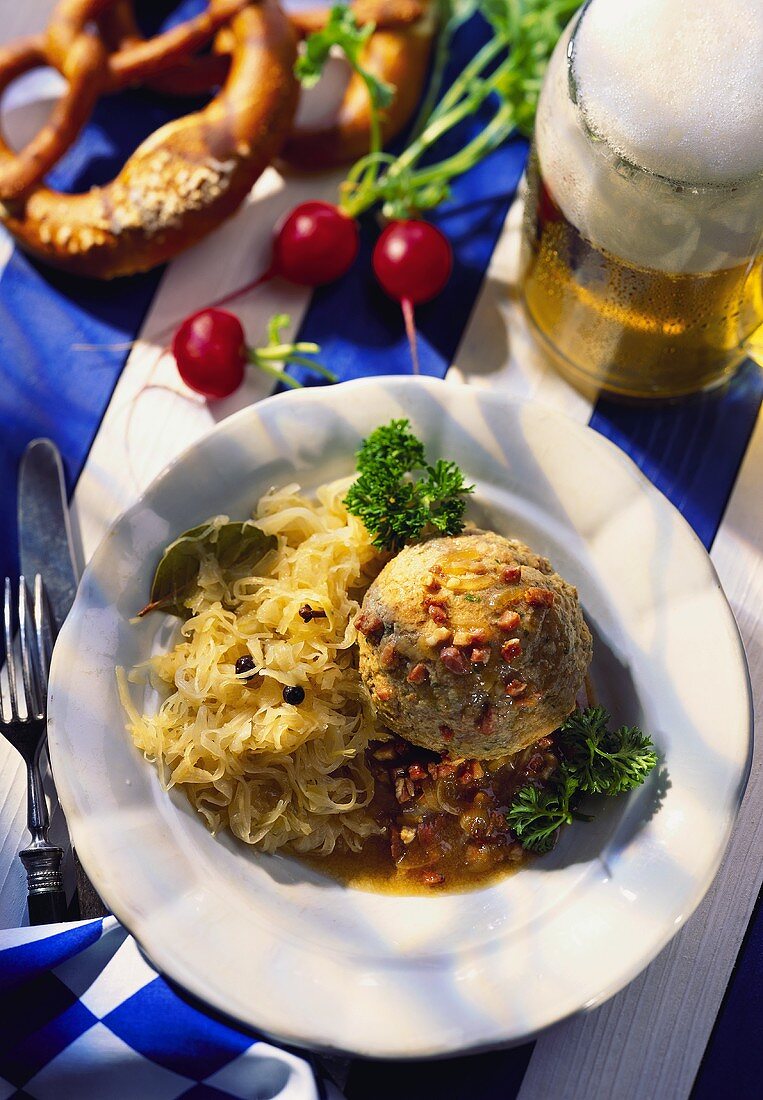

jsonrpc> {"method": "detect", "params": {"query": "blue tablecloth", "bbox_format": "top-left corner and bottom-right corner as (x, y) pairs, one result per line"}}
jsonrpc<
(0, 3), (761, 1097)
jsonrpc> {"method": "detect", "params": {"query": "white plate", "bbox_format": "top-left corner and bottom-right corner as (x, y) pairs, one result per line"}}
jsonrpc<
(48, 377), (752, 1058)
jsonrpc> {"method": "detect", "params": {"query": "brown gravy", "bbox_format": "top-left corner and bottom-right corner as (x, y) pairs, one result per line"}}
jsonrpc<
(296, 735), (559, 894)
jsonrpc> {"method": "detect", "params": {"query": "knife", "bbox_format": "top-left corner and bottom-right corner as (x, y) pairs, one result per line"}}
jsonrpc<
(18, 439), (107, 920)
(18, 440), (78, 635)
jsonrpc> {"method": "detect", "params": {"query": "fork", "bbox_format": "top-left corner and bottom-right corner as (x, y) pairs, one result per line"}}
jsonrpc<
(1, 575), (67, 924)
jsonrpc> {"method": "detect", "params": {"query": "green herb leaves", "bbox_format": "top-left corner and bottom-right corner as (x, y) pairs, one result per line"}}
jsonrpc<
(296, 5), (394, 111)
(296, 5), (395, 208)
(507, 707), (658, 853)
(558, 706), (659, 796)
(421, 458), (475, 535)
(138, 521), (275, 619)
(507, 772), (579, 854)
(344, 419), (473, 552)
(355, 418), (426, 475)
(296, 1), (581, 220)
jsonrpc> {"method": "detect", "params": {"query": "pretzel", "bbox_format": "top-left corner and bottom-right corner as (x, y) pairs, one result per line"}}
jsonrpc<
(97, 2), (232, 96)
(98, 0), (430, 96)
(0, 32), (107, 201)
(0, 0), (251, 201)
(93, 0), (438, 171)
(0, 0), (298, 278)
(281, 0), (438, 171)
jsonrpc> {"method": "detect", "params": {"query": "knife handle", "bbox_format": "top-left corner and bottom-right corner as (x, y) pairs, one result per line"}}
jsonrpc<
(20, 845), (68, 925)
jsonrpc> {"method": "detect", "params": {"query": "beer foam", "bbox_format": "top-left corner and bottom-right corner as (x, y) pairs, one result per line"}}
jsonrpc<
(573, 0), (763, 184)
(534, 2), (763, 272)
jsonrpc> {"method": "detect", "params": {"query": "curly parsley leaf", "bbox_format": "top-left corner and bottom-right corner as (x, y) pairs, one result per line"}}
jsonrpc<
(344, 420), (473, 552)
(507, 707), (658, 853)
(559, 706), (659, 796)
(354, 418), (425, 477)
(507, 772), (579, 853)
(419, 460), (473, 535)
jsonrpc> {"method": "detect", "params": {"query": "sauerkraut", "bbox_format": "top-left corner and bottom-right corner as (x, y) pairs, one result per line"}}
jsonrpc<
(119, 478), (388, 854)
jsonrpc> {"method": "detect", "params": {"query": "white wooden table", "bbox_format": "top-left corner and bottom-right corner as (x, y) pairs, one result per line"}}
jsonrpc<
(0, 4), (760, 1098)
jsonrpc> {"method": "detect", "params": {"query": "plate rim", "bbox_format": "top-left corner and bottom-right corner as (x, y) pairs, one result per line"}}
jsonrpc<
(48, 375), (753, 1058)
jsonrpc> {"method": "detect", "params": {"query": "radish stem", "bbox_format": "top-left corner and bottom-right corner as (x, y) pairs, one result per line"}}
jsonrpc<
(401, 298), (420, 375)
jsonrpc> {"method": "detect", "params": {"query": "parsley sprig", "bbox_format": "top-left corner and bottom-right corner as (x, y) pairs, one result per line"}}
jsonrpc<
(507, 773), (580, 854)
(559, 706), (659, 796)
(507, 707), (658, 853)
(344, 419), (473, 552)
(295, 6), (394, 118)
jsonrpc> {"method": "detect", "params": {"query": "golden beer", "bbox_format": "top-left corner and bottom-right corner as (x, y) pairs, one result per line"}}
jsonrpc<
(520, 0), (763, 399)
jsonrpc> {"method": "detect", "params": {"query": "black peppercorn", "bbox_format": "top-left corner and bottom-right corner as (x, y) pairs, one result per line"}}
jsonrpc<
(282, 685), (305, 705)
(235, 655), (257, 677)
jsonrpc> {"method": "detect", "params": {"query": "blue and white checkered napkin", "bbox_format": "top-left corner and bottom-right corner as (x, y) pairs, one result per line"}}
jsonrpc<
(0, 918), (344, 1099)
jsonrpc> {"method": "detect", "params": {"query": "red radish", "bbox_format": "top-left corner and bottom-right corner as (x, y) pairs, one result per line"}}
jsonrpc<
(372, 220), (453, 373)
(208, 201), (360, 313)
(173, 309), (246, 398)
(172, 308), (335, 398)
(271, 201), (360, 285)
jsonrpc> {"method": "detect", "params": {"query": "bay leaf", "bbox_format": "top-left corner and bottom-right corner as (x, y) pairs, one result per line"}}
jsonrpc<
(138, 520), (276, 619)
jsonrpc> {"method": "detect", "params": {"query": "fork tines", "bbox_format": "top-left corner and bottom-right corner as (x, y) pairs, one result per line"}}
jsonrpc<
(1, 576), (50, 724)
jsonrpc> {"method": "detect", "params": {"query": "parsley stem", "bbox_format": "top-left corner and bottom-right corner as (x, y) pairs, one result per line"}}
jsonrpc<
(282, 355), (338, 382)
(407, 1), (502, 141)
(406, 22), (452, 141)
(391, 91), (493, 177)
(255, 342), (320, 359)
(341, 152), (397, 217)
(344, 151), (397, 188)
(360, 72), (384, 189)
(250, 344), (337, 384)
(345, 85), (510, 219)
(341, 75), (391, 216)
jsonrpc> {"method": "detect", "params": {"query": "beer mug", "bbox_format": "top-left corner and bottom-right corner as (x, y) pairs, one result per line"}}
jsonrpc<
(520, 0), (763, 399)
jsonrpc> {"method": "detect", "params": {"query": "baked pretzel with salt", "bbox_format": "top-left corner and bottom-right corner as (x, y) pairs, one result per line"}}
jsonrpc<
(0, 0), (298, 278)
